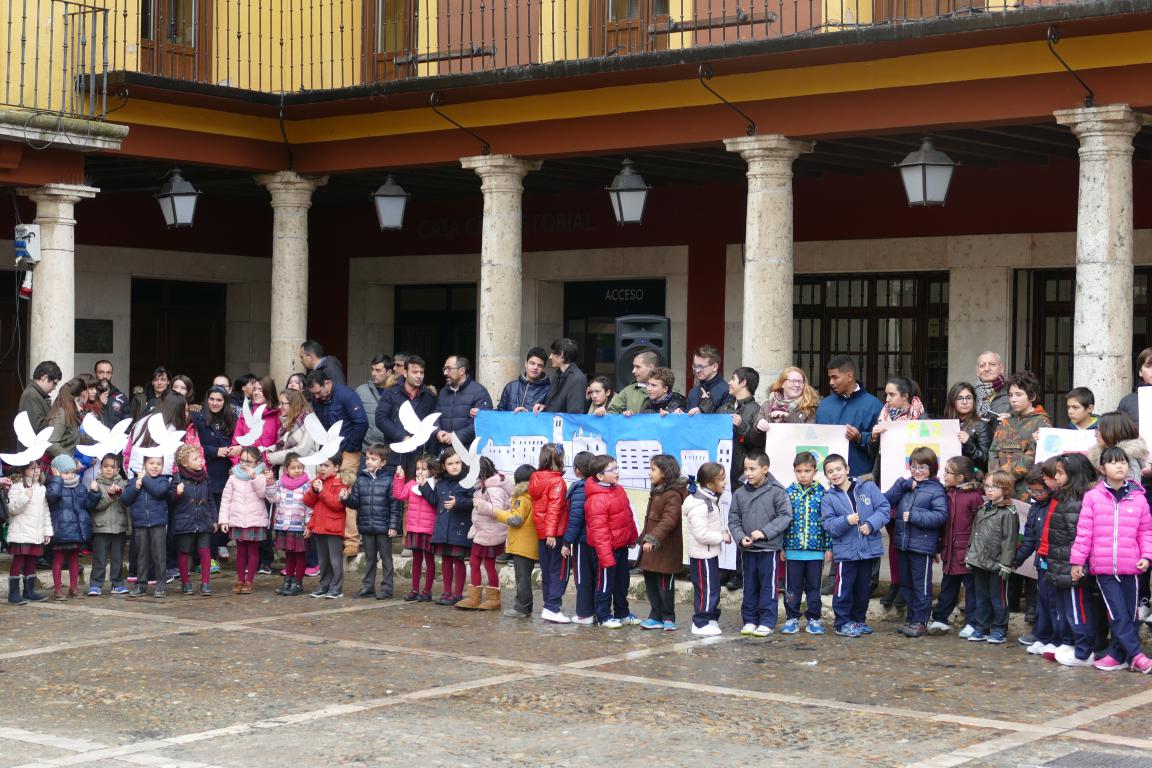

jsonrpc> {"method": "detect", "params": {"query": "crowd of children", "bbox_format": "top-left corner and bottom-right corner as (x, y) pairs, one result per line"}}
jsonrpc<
(6, 426), (1152, 676)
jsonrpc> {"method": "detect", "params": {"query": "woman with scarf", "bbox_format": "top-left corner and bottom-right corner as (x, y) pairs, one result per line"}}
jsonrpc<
(754, 367), (820, 436)
(267, 390), (318, 478)
(868, 376), (927, 608)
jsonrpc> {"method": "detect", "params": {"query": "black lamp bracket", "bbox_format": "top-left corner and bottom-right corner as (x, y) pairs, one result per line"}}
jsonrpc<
(429, 92), (492, 155)
(1046, 25), (1095, 108)
(698, 63), (756, 137)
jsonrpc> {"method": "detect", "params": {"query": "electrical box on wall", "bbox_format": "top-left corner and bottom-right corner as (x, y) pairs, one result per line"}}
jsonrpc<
(14, 224), (40, 268)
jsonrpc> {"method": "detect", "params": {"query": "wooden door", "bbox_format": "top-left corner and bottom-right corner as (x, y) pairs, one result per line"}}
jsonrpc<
(591, 0), (670, 56)
(139, 0), (212, 81)
(364, 0), (415, 82)
(0, 272), (31, 448)
(129, 279), (225, 400)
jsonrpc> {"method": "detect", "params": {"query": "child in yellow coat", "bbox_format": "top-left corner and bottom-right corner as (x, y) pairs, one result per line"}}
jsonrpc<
(494, 465), (537, 618)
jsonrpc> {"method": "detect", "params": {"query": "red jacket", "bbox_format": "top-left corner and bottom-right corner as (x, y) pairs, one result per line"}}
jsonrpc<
(584, 481), (637, 567)
(939, 482), (984, 576)
(529, 470), (568, 539)
(304, 475), (347, 536)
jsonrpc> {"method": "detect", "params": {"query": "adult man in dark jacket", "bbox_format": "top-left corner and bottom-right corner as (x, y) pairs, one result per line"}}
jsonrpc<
(686, 345), (730, 415)
(299, 339), (346, 388)
(539, 338), (587, 414)
(498, 347), (551, 412)
(815, 355), (883, 477)
(94, 360), (129, 428)
(376, 355), (438, 473)
(19, 360), (61, 430)
(436, 355), (492, 452)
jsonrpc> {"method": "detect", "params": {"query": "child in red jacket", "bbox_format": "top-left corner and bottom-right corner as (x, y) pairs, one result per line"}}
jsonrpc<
(304, 457), (350, 599)
(530, 443), (569, 623)
(584, 454), (639, 628)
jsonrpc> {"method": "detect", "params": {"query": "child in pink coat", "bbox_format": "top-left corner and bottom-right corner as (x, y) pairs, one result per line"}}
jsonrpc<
(1070, 445), (1152, 673)
(457, 457), (511, 611)
(394, 454), (437, 601)
(218, 446), (269, 594)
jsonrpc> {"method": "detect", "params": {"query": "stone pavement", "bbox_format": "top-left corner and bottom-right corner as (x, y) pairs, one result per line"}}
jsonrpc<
(3, 566), (1152, 768)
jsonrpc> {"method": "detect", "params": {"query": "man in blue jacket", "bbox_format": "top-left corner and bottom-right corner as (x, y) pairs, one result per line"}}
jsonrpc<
(436, 355), (493, 454)
(375, 355), (438, 474)
(685, 345), (730, 415)
(815, 355), (883, 477)
(498, 348), (551, 412)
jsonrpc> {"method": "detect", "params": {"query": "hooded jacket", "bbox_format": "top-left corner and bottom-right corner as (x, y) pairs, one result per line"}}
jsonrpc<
(497, 374), (550, 412)
(304, 474), (348, 536)
(965, 500), (1020, 572)
(1086, 438), (1150, 483)
(1071, 480), (1152, 576)
(311, 384), (369, 454)
(821, 479), (891, 562)
(1042, 493), (1085, 589)
(167, 470), (218, 535)
(884, 476), (948, 555)
(375, 382), (438, 464)
(470, 473), (512, 547)
(266, 473), (312, 533)
(939, 480), (984, 575)
(44, 476), (95, 544)
(562, 478), (588, 545)
(435, 377), (493, 447)
(638, 479), (688, 574)
(729, 473), (792, 553)
(584, 481), (638, 567)
(682, 487), (726, 560)
(345, 467), (401, 534)
(529, 469), (568, 539)
(218, 466), (269, 530)
(90, 474), (129, 535)
(423, 473), (476, 548)
(685, 375), (730, 414)
(121, 474), (173, 528)
(990, 407), (1053, 498)
(494, 482), (538, 559)
(783, 481), (830, 554)
(6, 481), (53, 544)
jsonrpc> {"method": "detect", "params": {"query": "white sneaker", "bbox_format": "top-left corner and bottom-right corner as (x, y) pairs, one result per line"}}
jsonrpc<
(957, 624), (976, 639)
(740, 623), (757, 636)
(600, 618), (623, 629)
(691, 623), (722, 636)
(752, 625), (773, 637)
(1139, 600), (1151, 622)
(1055, 646), (1094, 667)
(571, 615), (595, 625)
(1025, 641), (1046, 655)
(1040, 643), (1059, 656)
(540, 609), (571, 624)
(926, 620), (951, 635)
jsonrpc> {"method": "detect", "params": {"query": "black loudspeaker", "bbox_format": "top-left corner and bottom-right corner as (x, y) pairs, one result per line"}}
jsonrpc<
(615, 315), (670, 391)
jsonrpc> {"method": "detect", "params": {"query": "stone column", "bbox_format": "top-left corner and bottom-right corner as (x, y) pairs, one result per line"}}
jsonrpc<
(255, 170), (327, 387)
(460, 154), (542, 400)
(724, 135), (813, 381)
(1055, 105), (1150, 411)
(18, 183), (98, 382)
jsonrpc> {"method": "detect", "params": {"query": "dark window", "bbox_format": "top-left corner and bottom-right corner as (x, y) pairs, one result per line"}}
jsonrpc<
(394, 284), (477, 375)
(129, 278), (225, 397)
(563, 279), (666, 380)
(793, 272), (950, 414)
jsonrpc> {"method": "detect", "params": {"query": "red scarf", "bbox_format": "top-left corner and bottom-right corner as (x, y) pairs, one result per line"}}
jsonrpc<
(1038, 497), (1057, 557)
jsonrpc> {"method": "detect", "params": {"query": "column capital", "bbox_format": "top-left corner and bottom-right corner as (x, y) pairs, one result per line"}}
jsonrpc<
(1055, 104), (1150, 144)
(19, 183), (99, 206)
(255, 170), (328, 208)
(460, 154), (543, 177)
(723, 134), (815, 162)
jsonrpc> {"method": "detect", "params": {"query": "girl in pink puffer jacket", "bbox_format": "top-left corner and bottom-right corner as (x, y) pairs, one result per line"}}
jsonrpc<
(394, 455), (438, 601)
(456, 459), (512, 610)
(1069, 445), (1152, 672)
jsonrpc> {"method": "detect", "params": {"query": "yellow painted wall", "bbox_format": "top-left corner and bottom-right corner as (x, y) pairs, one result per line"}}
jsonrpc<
(539, 0), (588, 62)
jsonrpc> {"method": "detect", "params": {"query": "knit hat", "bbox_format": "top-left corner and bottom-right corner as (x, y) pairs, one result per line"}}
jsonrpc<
(51, 454), (78, 474)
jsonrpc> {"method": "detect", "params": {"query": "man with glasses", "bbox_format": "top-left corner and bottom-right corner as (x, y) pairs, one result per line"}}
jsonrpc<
(435, 355), (492, 454)
(686, 345), (730, 415)
(19, 360), (62, 431)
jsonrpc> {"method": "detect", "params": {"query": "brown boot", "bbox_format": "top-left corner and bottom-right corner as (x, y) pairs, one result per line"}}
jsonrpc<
(53, 588), (67, 601)
(240, 581), (255, 594)
(232, 582), (244, 595)
(455, 584), (483, 610)
(478, 586), (501, 611)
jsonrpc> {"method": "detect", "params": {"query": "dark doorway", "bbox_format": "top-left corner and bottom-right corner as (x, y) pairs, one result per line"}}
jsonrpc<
(0, 271), (31, 446)
(130, 279), (226, 400)
(564, 279), (666, 380)
(394, 285), (477, 378)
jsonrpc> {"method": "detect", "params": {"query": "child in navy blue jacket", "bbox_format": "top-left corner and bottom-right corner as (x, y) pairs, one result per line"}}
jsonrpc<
(45, 454), (97, 600)
(561, 452), (595, 624)
(169, 444), (218, 596)
(1014, 468), (1056, 655)
(122, 456), (173, 598)
(345, 444), (402, 599)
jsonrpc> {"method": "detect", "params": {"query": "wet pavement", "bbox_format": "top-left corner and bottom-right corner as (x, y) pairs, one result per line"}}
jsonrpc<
(3, 567), (1152, 768)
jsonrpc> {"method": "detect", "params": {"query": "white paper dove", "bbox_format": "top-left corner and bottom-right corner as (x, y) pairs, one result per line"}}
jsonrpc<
(298, 413), (344, 466)
(76, 414), (132, 458)
(389, 401), (440, 454)
(234, 397), (267, 447)
(0, 411), (53, 466)
(450, 433), (482, 490)
(135, 413), (186, 458)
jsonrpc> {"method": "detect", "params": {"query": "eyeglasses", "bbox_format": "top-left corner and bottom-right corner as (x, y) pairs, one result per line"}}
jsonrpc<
(784, 378), (805, 385)
(691, 363), (716, 370)
(909, 465), (931, 473)
(442, 366), (461, 372)
(943, 469), (959, 475)
(603, 467), (619, 474)
(955, 395), (974, 402)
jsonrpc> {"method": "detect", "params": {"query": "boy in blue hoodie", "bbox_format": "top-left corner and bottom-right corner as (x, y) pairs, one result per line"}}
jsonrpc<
(561, 452), (596, 624)
(820, 453), (890, 638)
(780, 452), (831, 636)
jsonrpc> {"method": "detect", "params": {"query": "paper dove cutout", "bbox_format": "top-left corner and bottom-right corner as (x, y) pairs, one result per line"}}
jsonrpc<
(450, 433), (482, 490)
(135, 413), (186, 458)
(0, 411), (53, 466)
(234, 397), (267, 447)
(297, 413), (344, 466)
(389, 401), (440, 454)
(76, 414), (132, 458)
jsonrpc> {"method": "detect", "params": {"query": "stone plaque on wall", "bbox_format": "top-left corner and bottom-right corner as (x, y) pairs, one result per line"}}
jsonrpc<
(75, 318), (113, 354)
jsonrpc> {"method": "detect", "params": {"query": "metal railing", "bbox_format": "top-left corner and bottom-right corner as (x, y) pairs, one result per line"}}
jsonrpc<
(1, 0), (110, 118)
(2, 0), (1087, 115)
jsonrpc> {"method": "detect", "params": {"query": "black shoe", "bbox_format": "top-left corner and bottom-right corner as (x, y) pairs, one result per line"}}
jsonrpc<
(200, 583), (212, 597)
(355, 587), (376, 598)
(128, 585), (147, 598)
(284, 579), (304, 597)
(154, 589), (167, 599)
(880, 584), (899, 607)
(495, 553), (512, 565)
(376, 592), (392, 600)
(23, 576), (48, 602)
(257, 564), (273, 576)
(35, 557), (52, 570)
(893, 591), (907, 608)
(726, 576), (743, 592)
(275, 577), (292, 596)
(180, 582), (193, 595)
(403, 591), (420, 601)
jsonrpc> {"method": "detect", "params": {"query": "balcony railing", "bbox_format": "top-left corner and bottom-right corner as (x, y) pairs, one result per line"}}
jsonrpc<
(2, 0), (1085, 119)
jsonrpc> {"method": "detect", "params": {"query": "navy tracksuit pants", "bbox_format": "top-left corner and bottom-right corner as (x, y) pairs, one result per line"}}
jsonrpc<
(1097, 574), (1142, 664)
(690, 556), (721, 628)
(1034, 575), (1059, 645)
(538, 540), (570, 613)
(784, 558), (823, 621)
(932, 572), (974, 625)
(593, 547), (631, 623)
(969, 567), (1008, 633)
(832, 558), (875, 629)
(741, 550), (779, 628)
(1057, 582), (1096, 661)
(897, 550), (934, 624)
(570, 541), (596, 620)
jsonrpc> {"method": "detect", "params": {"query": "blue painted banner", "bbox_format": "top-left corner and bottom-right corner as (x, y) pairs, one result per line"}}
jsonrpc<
(474, 411), (732, 490)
